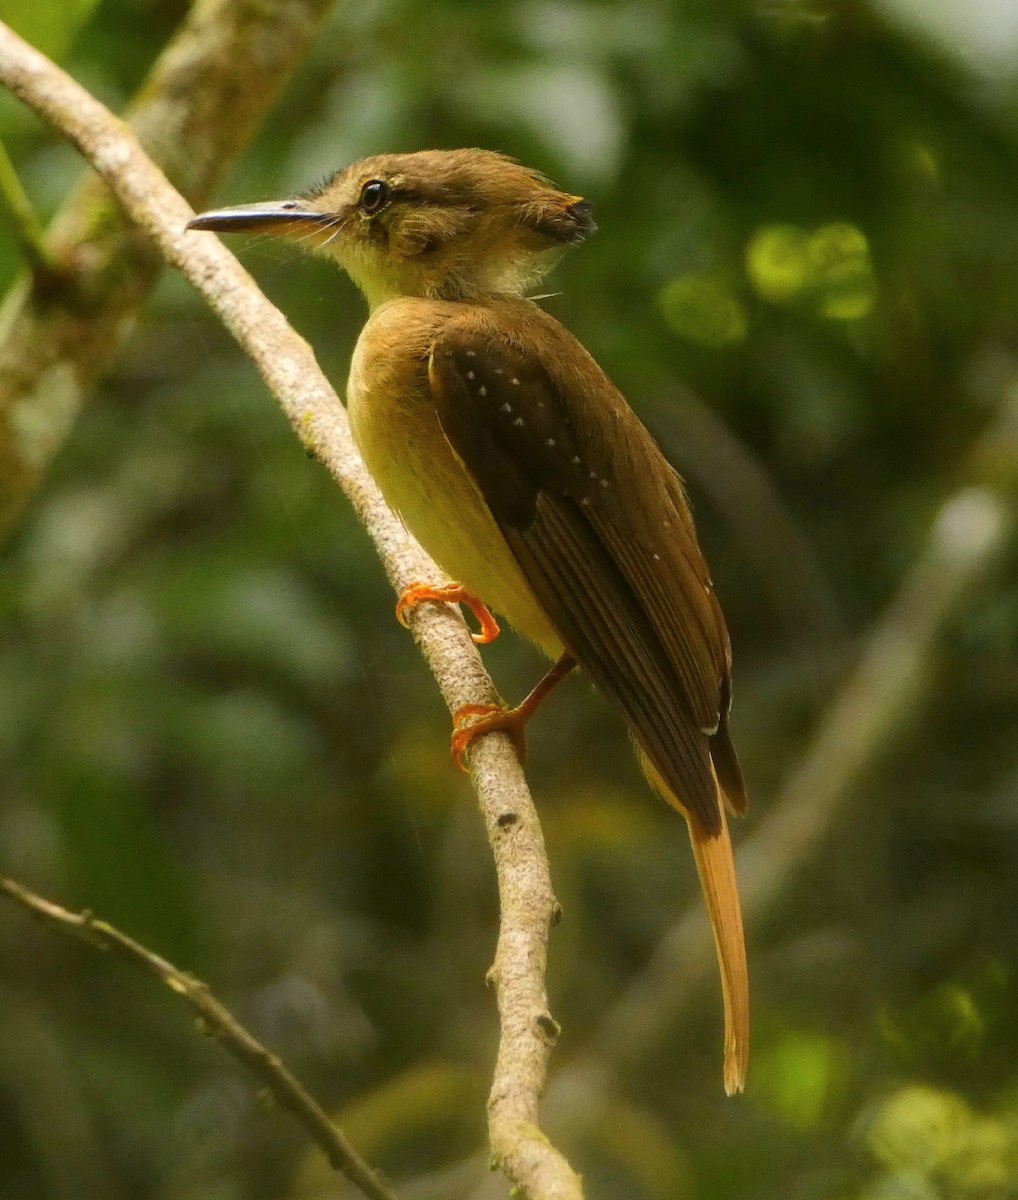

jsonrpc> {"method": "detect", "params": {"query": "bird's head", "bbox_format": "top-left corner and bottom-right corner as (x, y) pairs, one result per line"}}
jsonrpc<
(188, 148), (596, 310)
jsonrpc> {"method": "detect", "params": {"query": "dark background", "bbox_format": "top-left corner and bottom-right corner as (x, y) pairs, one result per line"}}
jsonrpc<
(1, 0), (1017, 1196)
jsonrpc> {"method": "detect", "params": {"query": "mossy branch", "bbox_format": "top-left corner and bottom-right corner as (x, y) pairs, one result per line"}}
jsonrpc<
(0, 0), (334, 544)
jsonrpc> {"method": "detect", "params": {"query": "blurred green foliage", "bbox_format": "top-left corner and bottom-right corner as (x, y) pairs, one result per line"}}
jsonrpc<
(0, 0), (98, 60)
(2, 0), (1018, 1197)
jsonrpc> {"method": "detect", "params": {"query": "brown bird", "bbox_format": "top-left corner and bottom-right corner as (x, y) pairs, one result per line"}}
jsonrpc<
(188, 148), (750, 1093)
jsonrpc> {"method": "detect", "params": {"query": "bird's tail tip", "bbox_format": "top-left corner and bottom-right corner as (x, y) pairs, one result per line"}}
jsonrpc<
(690, 808), (750, 1096)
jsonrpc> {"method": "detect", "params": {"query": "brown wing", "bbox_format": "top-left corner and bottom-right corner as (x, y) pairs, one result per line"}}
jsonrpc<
(428, 304), (746, 833)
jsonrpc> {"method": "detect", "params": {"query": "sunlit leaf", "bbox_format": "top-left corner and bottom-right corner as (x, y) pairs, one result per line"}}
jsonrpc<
(865, 1085), (970, 1174)
(745, 224), (812, 302)
(809, 222), (877, 319)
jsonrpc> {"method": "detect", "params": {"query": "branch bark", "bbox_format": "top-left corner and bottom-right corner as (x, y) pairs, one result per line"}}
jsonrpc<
(0, 24), (580, 1200)
(0, 0), (334, 543)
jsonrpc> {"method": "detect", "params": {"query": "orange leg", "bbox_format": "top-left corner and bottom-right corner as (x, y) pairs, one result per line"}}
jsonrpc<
(452, 654), (577, 769)
(395, 581), (500, 645)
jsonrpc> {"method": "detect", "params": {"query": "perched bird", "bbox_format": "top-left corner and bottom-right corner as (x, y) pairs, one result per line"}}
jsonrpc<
(188, 149), (750, 1093)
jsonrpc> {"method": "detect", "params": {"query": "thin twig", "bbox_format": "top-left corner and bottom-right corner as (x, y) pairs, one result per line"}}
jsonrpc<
(0, 877), (399, 1200)
(0, 136), (57, 274)
(0, 24), (579, 1199)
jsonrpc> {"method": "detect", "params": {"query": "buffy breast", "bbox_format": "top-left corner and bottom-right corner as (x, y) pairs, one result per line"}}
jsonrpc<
(346, 299), (563, 658)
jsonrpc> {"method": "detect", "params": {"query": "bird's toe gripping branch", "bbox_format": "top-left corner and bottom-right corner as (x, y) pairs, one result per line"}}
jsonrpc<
(451, 702), (529, 769)
(451, 654), (577, 770)
(395, 580), (500, 644)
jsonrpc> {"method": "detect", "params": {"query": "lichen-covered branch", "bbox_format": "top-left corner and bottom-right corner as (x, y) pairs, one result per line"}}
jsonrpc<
(0, 877), (400, 1200)
(0, 0), (333, 543)
(0, 25), (579, 1199)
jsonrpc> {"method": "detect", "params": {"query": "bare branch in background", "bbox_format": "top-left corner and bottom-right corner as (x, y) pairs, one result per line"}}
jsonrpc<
(663, 390), (848, 649)
(0, 25), (581, 1200)
(0, 878), (400, 1200)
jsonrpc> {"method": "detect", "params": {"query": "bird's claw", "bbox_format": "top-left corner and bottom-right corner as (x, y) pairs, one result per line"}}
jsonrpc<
(395, 581), (500, 644)
(451, 703), (529, 770)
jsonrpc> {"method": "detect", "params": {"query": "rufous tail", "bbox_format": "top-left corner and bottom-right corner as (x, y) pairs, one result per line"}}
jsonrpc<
(638, 751), (750, 1093)
(688, 805), (749, 1095)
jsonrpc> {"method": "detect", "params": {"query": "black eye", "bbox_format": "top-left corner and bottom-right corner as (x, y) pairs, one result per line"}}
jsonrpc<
(359, 179), (389, 215)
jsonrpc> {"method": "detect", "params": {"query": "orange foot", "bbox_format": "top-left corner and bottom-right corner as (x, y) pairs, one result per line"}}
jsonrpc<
(395, 581), (500, 645)
(452, 702), (529, 769)
(451, 654), (577, 770)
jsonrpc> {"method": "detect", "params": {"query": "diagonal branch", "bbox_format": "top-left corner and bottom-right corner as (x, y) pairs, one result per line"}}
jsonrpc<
(0, 24), (580, 1200)
(0, 877), (400, 1200)
(0, 0), (334, 543)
